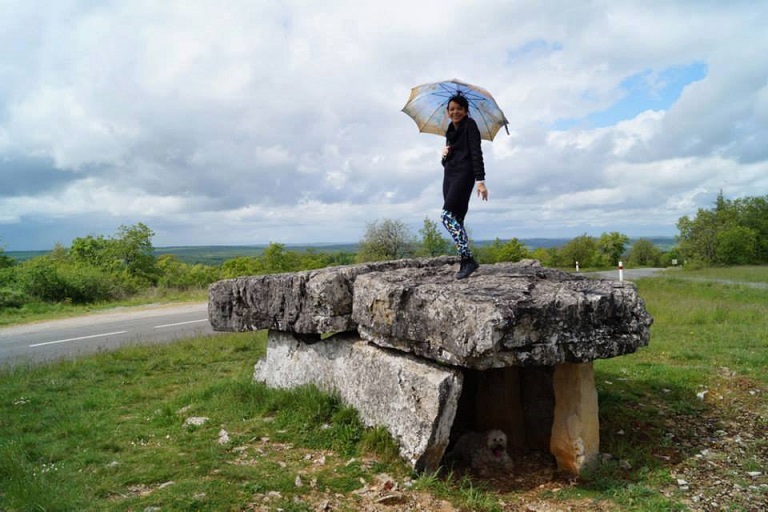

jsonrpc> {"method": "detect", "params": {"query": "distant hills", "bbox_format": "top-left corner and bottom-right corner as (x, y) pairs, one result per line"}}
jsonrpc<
(6, 237), (677, 265)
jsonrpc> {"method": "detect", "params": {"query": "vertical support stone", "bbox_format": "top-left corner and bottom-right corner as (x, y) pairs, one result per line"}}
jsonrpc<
(550, 362), (599, 475)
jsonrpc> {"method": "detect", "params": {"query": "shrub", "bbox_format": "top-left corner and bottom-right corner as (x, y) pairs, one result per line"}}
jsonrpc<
(16, 258), (124, 304)
(0, 287), (26, 308)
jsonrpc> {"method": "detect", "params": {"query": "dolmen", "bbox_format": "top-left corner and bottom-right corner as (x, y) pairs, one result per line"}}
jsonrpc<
(208, 258), (652, 476)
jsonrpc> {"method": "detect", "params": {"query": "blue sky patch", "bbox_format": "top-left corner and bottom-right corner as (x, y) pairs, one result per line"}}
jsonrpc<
(507, 39), (564, 62)
(553, 61), (708, 130)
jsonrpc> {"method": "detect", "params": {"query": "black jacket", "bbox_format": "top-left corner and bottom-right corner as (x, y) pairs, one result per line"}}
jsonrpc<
(442, 117), (485, 181)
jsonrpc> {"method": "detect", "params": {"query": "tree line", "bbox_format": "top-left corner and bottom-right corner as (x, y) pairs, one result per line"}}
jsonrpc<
(1, 194), (765, 309)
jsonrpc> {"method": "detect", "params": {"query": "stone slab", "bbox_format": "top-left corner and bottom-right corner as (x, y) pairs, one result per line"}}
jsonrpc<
(209, 257), (456, 334)
(253, 330), (463, 472)
(352, 260), (652, 369)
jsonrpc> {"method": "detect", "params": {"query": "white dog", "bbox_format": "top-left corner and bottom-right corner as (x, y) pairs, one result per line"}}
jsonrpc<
(444, 429), (514, 476)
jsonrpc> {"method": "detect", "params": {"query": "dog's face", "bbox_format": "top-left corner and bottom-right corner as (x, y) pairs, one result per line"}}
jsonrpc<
(485, 429), (508, 457)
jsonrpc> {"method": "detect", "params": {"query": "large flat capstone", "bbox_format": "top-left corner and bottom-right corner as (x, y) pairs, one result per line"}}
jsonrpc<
(254, 330), (462, 472)
(352, 260), (652, 369)
(209, 258), (651, 369)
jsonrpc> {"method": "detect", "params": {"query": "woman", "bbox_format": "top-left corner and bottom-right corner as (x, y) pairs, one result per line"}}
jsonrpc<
(441, 93), (488, 279)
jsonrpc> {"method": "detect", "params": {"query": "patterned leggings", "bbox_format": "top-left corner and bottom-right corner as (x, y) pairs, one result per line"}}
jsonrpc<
(441, 209), (472, 259)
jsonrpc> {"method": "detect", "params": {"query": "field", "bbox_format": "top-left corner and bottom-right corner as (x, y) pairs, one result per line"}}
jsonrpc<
(1, 267), (766, 511)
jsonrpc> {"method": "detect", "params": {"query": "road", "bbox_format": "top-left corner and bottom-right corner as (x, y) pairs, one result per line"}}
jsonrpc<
(584, 267), (667, 281)
(0, 302), (215, 367)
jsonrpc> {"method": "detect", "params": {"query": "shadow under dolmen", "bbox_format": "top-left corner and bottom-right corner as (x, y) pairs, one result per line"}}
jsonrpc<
(208, 257), (652, 476)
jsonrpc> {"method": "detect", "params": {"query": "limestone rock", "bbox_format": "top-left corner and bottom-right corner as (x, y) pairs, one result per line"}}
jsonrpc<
(352, 260), (652, 369)
(209, 257), (456, 334)
(253, 330), (463, 472)
(550, 362), (600, 474)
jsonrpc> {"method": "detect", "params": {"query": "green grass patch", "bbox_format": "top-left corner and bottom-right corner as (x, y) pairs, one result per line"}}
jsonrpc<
(0, 332), (406, 511)
(675, 264), (768, 284)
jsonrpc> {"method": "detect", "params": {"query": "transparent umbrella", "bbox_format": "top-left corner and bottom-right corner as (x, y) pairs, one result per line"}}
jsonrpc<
(401, 78), (509, 142)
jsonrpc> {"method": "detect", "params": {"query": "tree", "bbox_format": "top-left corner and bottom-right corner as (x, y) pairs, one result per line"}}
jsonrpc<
(0, 247), (14, 269)
(69, 222), (158, 283)
(598, 232), (630, 266)
(627, 239), (662, 267)
(715, 226), (758, 265)
(530, 247), (559, 267)
(69, 234), (113, 269)
(485, 238), (530, 263)
(356, 219), (415, 262)
(260, 242), (303, 273)
(113, 223), (158, 284)
(559, 234), (600, 268)
(735, 195), (768, 261)
(676, 193), (768, 265)
(220, 256), (262, 278)
(417, 217), (450, 257)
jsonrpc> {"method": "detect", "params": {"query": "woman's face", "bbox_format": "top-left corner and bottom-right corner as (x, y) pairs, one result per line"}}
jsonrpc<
(447, 100), (468, 125)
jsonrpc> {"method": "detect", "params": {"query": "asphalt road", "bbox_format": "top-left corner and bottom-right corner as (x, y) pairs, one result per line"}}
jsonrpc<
(0, 302), (215, 367)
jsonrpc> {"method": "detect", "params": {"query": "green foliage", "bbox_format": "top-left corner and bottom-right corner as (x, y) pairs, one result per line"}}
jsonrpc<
(478, 237), (531, 263)
(676, 192), (768, 265)
(70, 222), (159, 285)
(714, 225), (758, 264)
(261, 242), (300, 273)
(220, 255), (263, 277)
(627, 239), (663, 267)
(0, 246), (15, 269)
(559, 233), (602, 267)
(0, 286), (26, 309)
(356, 219), (415, 262)
(156, 255), (221, 289)
(417, 217), (451, 257)
(15, 257), (123, 303)
(598, 231), (630, 266)
(529, 246), (560, 267)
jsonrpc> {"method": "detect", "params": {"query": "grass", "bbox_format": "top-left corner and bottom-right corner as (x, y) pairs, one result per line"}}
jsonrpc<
(1, 267), (767, 510)
(0, 332), (411, 511)
(674, 264), (768, 284)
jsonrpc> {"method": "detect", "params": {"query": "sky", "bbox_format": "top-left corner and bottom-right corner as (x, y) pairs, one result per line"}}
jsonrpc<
(1, 0), (767, 251)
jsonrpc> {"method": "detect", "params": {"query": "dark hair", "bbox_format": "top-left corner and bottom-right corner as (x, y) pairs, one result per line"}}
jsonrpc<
(447, 93), (469, 111)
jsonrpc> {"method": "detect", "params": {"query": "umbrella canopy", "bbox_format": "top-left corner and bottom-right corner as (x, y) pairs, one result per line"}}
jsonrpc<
(401, 78), (509, 142)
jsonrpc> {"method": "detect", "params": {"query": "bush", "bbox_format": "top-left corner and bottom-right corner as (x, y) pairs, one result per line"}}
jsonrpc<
(16, 258), (124, 304)
(0, 287), (26, 308)
(156, 255), (221, 289)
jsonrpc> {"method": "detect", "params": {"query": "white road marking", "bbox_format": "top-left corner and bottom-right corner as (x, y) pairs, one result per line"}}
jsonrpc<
(29, 331), (128, 348)
(154, 319), (209, 329)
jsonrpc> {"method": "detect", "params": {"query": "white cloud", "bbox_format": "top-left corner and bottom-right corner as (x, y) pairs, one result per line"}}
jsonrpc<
(1, 0), (767, 250)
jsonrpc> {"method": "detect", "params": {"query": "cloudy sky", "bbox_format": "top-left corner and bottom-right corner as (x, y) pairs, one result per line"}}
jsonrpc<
(1, 0), (767, 251)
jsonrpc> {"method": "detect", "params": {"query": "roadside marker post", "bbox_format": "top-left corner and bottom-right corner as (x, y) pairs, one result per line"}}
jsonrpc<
(618, 260), (624, 282)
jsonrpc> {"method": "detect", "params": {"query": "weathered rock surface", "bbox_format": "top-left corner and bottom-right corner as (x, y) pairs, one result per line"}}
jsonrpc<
(209, 257), (456, 334)
(253, 330), (463, 472)
(352, 260), (652, 369)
